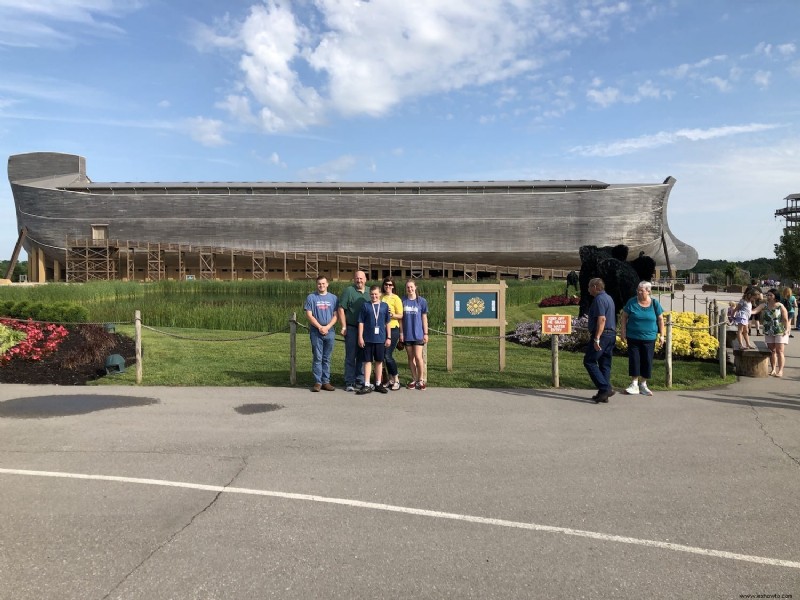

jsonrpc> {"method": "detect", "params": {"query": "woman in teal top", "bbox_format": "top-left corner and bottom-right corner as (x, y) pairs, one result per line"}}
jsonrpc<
(619, 281), (665, 396)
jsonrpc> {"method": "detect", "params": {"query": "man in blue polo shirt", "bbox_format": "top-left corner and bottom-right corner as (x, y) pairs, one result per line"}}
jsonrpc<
(584, 277), (617, 403)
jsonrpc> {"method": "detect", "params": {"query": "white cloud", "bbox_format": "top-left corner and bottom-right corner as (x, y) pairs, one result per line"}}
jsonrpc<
(0, 0), (140, 48)
(754, 41), (797, 59)
(571, 123), (782, 157)
(587, 86), (620, 108)
(185, 117), (227, 147)
(297, 155), (358, 181)
(705, 76), (731, 92)
(201, 0), (658, 133)
(0, 75), (113, 108)
(753, 70), (771, 88)
(586, 79), (671, 107)
(663, 55), (728, 79)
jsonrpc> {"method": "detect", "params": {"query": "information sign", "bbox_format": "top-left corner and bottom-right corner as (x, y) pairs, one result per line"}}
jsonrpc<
(453, 292), (498, 319)
(542, 314), (572, 335)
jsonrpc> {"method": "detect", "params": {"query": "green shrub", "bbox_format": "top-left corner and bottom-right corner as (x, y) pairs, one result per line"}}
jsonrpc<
(0, 323), (26, 355)
(0, 300), (89, 323)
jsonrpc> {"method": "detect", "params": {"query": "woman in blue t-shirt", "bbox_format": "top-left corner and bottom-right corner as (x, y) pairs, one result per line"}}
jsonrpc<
(399, 279), (429, 390)
(619, 281), (665, 397)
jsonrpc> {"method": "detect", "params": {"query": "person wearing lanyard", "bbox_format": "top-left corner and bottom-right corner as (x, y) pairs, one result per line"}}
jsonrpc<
(583, 277), (617, 403)
(356, 285), (392, 394)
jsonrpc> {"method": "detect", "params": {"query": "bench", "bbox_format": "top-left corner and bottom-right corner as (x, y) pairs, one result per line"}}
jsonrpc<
(732, 340), (772, 377)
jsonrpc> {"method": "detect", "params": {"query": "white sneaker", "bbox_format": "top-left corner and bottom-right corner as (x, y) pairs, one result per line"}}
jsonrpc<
(639, 382), (653, 396)
(625, 383), (640, 395)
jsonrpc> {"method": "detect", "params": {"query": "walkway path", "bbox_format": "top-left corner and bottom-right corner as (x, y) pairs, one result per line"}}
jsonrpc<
(0, 330), (797, 599)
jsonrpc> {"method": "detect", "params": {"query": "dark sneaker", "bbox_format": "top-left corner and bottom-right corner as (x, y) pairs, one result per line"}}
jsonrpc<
(375, 383), (389, 394)
(415, 381), (427, 390)
(356, 385), (372, 395)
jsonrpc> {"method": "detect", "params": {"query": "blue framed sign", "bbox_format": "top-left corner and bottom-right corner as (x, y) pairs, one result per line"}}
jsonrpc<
(446, 281), (507, 372)
(453, 292), (498, 319)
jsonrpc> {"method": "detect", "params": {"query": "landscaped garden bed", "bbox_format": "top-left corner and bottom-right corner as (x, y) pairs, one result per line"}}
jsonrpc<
(0, 320), (135, 385)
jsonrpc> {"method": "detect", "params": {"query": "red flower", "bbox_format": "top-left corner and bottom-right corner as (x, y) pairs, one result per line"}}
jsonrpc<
(0, 319), (69, 364)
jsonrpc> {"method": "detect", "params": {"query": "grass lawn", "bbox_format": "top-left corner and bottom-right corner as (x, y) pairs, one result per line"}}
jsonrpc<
(96, 324), (735, 391)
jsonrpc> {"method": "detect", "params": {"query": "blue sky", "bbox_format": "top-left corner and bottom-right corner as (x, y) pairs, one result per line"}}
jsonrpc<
(1, 0), (798, 264)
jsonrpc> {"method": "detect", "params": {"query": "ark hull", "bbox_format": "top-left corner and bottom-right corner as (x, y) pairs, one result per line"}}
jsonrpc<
(8, 152), (698, 279)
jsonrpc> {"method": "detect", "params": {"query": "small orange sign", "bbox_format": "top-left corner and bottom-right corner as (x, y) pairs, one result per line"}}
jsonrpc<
(542, 314), (572, 335)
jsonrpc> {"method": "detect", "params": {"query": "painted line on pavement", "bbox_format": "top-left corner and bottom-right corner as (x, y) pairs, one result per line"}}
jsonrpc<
(2, 467), (798, 570)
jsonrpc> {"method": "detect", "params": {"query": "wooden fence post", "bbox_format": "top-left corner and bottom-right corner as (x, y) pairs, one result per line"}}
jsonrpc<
(135, 310), (142, 385)
(289, 312), (297, 385)
(718, 308), (727, 379)
(551, 334), (559, 388)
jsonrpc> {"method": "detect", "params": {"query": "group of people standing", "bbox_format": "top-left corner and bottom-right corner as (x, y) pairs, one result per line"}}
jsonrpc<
(586, 277), (796, 403)
(303, 271), (429, 394)
(584, 278), (665, 403)
(731, 285), (793, 377)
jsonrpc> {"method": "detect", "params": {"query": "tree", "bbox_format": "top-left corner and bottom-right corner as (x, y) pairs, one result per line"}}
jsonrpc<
(723, 262), (738, 286)
(774, 227), (800, 282)
(0, 260), (28, 282)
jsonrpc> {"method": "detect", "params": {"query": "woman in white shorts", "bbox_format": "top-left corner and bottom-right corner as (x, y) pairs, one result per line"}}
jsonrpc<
(752, 288), (790, 377)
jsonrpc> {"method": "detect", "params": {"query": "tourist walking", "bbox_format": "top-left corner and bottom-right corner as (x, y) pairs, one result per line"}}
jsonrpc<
(780, 286), (797, 336)
(303, 275), (338, 392)
(752, 289), (790, 377)
(400, 280), (429, 390)
(381, 277), (403, 390)
(618, 281), (664, 396)
(583, 277), (616, 403)
(337, 270), (369, 391)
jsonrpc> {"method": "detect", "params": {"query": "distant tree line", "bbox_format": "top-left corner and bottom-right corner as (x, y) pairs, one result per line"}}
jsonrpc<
(1, 260), (27, 281)
(686, 258), (776, 279)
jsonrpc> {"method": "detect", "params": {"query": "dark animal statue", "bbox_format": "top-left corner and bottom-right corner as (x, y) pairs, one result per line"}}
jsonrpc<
(578, 245), (655, 317)
(565, 270), (579, 296)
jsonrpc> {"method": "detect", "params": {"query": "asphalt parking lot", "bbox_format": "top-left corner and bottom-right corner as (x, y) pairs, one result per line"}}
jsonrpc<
(0, 284), (798, 599)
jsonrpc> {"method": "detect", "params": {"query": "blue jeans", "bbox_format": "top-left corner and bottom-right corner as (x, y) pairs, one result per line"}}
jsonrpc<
(310, 328), (336, 385)
(626, 338), (655, 379)
(584, 330), (616, 393)
(343, 326), (364, 387)
(385, 328), (400, 377)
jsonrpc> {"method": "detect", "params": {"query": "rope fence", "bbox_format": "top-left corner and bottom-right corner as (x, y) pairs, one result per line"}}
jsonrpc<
(2, 292), (740, 388)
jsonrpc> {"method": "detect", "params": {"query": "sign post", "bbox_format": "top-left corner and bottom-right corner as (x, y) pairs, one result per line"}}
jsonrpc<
(446, 280), (507, 372)
(542, 314), (572, 388)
